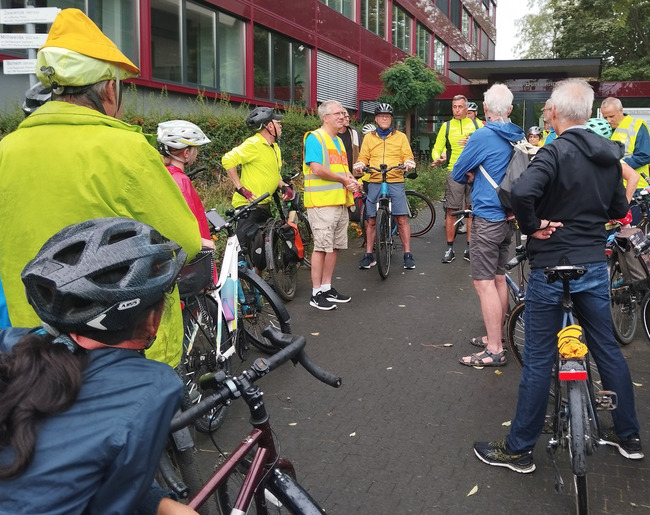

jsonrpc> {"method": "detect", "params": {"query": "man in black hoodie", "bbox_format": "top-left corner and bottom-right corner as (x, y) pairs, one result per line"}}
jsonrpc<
(473, 79), (643, 473)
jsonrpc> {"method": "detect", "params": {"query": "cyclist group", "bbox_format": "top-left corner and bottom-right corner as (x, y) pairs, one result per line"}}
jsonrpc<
(0, 8), (646, 514)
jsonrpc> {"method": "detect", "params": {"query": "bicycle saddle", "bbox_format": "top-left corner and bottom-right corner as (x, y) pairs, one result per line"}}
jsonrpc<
(543, 264), (588, 283)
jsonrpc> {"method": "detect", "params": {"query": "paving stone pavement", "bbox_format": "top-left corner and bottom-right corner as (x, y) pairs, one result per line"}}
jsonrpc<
(195, 207), (650, 514)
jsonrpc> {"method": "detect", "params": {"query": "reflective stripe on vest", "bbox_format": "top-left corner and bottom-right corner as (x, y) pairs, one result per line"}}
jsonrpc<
(303, 129), (352, 207)
(613, 115), (649, 187)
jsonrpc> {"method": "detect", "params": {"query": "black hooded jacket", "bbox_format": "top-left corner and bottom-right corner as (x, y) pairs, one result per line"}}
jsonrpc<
(511, 127), (629, 268)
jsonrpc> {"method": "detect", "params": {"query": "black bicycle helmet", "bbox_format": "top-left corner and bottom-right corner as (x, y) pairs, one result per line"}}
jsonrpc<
(22, 82), (52, 117)
(375, 103), (393, 116)
(22, 217), (187, 334)
(467, 102), (478, 112)
(246, 107), (283, 130)
(586, 117), (613, 139)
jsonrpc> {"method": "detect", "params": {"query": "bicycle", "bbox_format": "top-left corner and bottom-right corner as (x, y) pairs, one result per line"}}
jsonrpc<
(543, 264), (616, 515)
(264, 172), (314, 302)
(169, 326), (341, 514)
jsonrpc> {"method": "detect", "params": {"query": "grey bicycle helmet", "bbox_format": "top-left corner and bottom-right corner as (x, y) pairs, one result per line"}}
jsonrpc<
(375, 103), (393, 116)
(246, 107), (283, 130)
(22, 82), (52, 117)
(467, 102), (478, 112)
(586, 117), (613, 139)
(22, 217), (187, 333)
(362, 124), (376, 135)
(527, 126), (542, 136)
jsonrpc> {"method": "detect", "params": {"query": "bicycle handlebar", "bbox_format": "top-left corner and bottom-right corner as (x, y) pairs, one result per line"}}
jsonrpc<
(186, 166), (207, 181)
(169, 327), (341, 432)
(505, 245), (528, 270)
(207, 192), (271, 231)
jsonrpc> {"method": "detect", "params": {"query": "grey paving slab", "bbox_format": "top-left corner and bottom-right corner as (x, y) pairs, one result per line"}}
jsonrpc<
(195, 206), (650, 514)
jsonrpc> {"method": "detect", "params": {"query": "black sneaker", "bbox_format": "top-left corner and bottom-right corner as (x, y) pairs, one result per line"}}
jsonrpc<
(600, 430), (644, 459)
(463, 248), (470, 262)
(309, 291), (336, 311)
(473, 438), (536, 473)
(403, 253), (415, 269)
(442, 248), (455, 263)
(322, 287), (351, 303)
(359, 253), (377, 269)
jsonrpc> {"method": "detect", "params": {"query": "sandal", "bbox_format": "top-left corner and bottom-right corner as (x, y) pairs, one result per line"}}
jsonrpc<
(459, 348), (508, 367)
(469, 337), (506, 348)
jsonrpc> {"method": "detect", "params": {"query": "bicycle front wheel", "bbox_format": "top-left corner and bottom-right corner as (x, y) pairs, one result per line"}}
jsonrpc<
(506, 301), (526, 369)
(609, 257), (637, 345)
(405, 190), (436, 237)
(641, 292), (650, 345)
(239, 267), (292, 354)
(375, 207), (391, 279)
(568, 381), (589, 514)
(266, 220), (298, 302)
(216, 463), (326, 515)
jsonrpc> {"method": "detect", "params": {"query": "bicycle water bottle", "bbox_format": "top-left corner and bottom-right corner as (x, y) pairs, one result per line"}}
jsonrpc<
(221, 277), (236, 321)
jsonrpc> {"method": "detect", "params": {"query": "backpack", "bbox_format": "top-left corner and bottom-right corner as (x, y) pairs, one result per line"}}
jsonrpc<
(479, 139), (539, 211)
(277, 222), (304, 264)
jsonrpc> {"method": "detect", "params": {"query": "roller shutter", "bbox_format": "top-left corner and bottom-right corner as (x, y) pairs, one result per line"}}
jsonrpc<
(317, 51), (357, 110)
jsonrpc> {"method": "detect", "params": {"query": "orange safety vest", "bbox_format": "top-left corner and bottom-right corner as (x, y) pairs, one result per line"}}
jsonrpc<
(302, 128), (353, 208)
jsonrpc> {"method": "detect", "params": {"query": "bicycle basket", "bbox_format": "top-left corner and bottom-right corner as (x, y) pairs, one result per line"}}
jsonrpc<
(615, 227), (650, 283)
(177, 249), (215, 298)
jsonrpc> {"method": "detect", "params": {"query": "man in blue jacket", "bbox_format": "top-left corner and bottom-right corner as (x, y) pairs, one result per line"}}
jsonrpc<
(452, 83), (525, 367)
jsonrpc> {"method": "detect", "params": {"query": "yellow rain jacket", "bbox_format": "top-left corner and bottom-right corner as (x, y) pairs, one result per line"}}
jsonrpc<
(0, 101), (201, 367)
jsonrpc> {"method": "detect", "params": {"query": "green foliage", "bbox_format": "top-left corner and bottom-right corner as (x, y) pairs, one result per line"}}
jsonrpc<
(516, 0), (650, 80)
(379, 56), (445, 113)
(0, 106), (24, 142)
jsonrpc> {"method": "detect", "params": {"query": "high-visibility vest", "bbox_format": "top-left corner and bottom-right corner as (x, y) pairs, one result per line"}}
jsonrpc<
(612, 115), (650, 188)
(303, 129), (353, 208)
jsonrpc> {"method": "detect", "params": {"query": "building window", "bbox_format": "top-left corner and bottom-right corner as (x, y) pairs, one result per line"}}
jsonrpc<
(392, 4), (411, 53)
(461, 8), (470, 39)
(480, 27), (488, 57)
(487, 38), (495, 60)
(361, 0), (385, 37)
(151, 1), (244, 94)
(450, 0), (461, 30)
(434, 37), (446, 74)
(319, 0), (354, 20)
(473, 20), (479, 48)
(416, 22), (431, 65)
(253, 26), (309, 105)
(448, 48), (460, 83)
(435, 0), (448, 17)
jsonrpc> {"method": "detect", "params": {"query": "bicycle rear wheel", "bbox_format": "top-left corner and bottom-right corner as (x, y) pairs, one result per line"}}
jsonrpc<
(238, 267), (292, 354)
(641, 292), (650, 345)
(180, 293), (231, 433)
(295, 211), (313, 269)
(568, 381), (589, 514)
(375, 207), (391, 279)
(266, 220), (298, 302)
(506, 301), (525, 369)
(609, 257), (637, 345)
(216, 462), (325, 514)
(405, 190), (436, 237)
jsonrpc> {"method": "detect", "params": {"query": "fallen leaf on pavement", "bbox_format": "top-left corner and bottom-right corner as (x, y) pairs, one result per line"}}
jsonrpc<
(467, 485), (478, 496)
(502, 420), (511, 426)
(349, 432), (356, 437)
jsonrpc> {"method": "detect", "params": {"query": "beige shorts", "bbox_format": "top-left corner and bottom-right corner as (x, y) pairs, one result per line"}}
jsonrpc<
(308, 205), (349, 253)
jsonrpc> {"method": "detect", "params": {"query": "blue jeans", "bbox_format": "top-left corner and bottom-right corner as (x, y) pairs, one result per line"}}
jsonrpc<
(507, 262), (641, 452)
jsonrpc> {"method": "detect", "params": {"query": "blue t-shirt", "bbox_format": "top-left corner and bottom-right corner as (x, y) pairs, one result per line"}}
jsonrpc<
(0, 329), (183, 515)
(304, 132), (344, 166)
(0, 276), (9, 330)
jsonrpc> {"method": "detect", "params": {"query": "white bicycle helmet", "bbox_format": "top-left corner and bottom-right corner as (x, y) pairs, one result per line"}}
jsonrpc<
(157, 120), (211, 152)
(362, 124), (376, 135)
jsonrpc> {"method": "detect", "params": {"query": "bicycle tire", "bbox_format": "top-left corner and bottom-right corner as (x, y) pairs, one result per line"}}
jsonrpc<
(641, 292), (650, 345)
(295, 211), (313, 269)
(506, 301), (526, 369)
(375, 207), (391, 279)
(180, 294), (231, 433)
(239, 267), (292, 354)
(609, 257), (637, 345)
(216, 461), (325, 514)
(266, 220), (298, 302)
(405, 190), (436, 237)
(568, 381), (589, 514)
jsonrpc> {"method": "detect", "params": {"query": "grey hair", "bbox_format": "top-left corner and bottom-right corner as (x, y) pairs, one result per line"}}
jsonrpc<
(601, 96), (623, 111)
(452, 95), (467, 104)
(483, 84), (513, 117)
(550, 79), (594, 124)
(318, 100), (343, 121)
(52, 80), (111, 111)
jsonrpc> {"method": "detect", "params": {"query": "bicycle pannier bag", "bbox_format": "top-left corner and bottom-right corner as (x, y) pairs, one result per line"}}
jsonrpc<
(348, 191), (364, 222)
(615, 227), (650, 282)
(278, 222), (304, 263)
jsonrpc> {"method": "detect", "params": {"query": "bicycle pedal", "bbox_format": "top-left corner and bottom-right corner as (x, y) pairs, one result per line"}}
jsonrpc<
(595, 390), (618, 411)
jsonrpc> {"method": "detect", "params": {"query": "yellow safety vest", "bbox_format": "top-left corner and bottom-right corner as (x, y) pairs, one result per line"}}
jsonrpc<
(303, 129), (353, 208)
(612, 115), (649, 188)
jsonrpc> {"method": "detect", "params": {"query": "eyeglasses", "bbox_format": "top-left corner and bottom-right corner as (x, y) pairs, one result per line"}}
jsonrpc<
(326, 111), (347, 117)
(344, 115), (350, 119)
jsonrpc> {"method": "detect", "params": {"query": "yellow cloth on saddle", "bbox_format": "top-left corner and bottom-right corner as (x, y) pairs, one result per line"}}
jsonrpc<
(557, 325), (588, 359)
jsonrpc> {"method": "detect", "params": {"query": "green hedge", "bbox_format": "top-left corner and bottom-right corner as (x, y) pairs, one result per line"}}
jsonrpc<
(0, 88), (446, 212)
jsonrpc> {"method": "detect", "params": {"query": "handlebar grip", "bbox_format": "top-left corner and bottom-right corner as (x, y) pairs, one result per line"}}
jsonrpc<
(262, 326), (342, 388)
(505, 252), (527, 270)
(169, 388), (229, 432)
